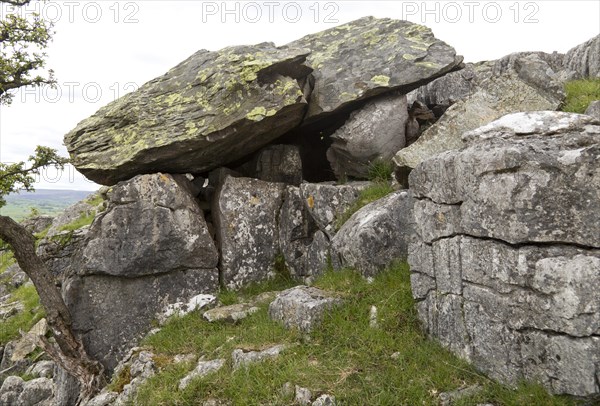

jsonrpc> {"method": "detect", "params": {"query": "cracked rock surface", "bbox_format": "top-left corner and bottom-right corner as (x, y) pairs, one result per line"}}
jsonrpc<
(408, 111), (600, 397)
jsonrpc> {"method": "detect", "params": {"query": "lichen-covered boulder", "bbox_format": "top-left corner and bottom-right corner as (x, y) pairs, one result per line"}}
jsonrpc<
(331, 190), (416, 277)
(409, 111), (600, 397)
(394, 52), (572, 175)
(65, 44), (312, 185)
(213, 176), (286, 290)
(286, 16), (463, 121)
(299, 182), (370, 238)
(327, 92), (408, 179)
(75, 173), (218, 277)
(278, 186), (329, 280)
(64, 173), (219, 372)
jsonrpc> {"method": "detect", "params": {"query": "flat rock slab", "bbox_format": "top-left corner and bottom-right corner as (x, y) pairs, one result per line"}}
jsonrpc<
(179, 359), (225, 390)
(268, 286), (343, 332)
(231, 344), (288, 370)
(203, 303), (259, 323)
(65, 44), (311, 185)
(287, 16), (462, 121)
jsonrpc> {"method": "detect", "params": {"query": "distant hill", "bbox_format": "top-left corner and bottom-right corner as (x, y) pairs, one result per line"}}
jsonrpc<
(1, 189), (95, 221)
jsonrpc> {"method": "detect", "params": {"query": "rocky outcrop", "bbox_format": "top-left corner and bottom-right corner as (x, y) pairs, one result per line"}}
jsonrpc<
(65, 44), (312, 185)
(214, 176), (286, 290)
(327, 92), (408, 179)
(563, 34), (600, 78)
(331, 190), (415, 277)
(66, 17), (461, 186)
(268, 286), (342, 332)
(64, 174), (219, 372)
(287, 16), (462, 122)
(393, 53), (571, 175)
(409, 112), (600, 397)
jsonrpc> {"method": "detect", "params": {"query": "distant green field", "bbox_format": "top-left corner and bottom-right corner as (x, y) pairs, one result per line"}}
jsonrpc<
(0, 189), (95, 221)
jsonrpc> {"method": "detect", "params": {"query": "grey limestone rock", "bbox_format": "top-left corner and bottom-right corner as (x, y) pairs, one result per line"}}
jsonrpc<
(327, 92), (408, 179)
(268, 286), (343, 332)
(409, 111), (600, 397)
(214, 176), (286, 290)
(331, 190), (416, 277)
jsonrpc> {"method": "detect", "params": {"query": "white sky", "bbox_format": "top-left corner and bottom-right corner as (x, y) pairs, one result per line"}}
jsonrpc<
(0, 0), (598, 191)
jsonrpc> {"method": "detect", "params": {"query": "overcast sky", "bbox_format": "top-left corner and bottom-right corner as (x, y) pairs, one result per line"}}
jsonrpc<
(0, 0), (598, 191)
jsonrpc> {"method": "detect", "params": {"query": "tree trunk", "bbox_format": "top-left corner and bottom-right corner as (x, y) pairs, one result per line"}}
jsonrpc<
(0, 215), (104, 404)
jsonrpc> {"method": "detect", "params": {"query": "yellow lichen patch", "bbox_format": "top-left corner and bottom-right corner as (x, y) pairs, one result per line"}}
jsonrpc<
(249, 196), (260, 205)
(246, 106), (267, 121)
(339, 92), (357, 102)
(371, 75), (390, 87)
(416, 61), (440, 69)
(402, 54), (417, 60)
(307, 195), (314, 209)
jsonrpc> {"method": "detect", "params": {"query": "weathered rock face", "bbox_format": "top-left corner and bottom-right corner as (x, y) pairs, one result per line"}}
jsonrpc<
(278, 186), (327, 279)
(65, 44), (312, 185)
(287, 16), (463, 121)
(586, 100), (600, 118)
(331, 190), (415, 277)
(394, 52), (574, 177)
(268, 286), (343, 332)
(394, 66), (568, 174)
(214, 176), (286, 290)
(563, 34), (600, 78)
(75, 174), (218, 277)
(64, 174), (219, 372)
(327, 92), (408, 179)
(299, 182), (370, 238)
(409, 112), (600, 397)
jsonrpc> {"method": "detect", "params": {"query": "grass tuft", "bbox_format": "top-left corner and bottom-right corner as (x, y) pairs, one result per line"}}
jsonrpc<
(367, 158), (394, 182)
(132, 261), (580, 405)
(335, 182), (394, 230)
(0, 283), (45, 345)
(562, 78), (600, 114)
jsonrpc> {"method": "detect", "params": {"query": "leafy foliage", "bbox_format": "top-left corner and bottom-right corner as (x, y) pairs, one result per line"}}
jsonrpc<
(0, 0), (54, 105)
(0, 146), (69, 208)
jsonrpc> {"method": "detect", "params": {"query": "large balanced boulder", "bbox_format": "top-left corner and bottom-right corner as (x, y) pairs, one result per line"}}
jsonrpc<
(287, 16), (463, 121)
(64, 173), (219, 372)
(65, 44), (312, 185)
(409, 111), (600, 397)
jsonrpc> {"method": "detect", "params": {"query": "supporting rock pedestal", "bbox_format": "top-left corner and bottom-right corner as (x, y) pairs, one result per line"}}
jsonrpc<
(409, 112), (600, 397)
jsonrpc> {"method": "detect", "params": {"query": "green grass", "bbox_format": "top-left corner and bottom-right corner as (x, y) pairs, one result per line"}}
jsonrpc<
(131, 262), (580, 406)
(0, 283), (45, 345)
(367, 159), (394, 183)
(335, 182), (395, 230)
(57, 212), (96, 232)
(562, 78), (600, 113)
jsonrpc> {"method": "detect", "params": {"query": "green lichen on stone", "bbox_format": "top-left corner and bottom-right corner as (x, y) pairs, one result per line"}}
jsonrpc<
(415, 61), (440, 69)
(246, 106), (267, 121)
(402, 54), (417, 60)
(371, 75), (390, 87)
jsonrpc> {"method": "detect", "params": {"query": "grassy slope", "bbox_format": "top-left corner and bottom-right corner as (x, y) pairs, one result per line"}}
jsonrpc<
(0, 189), (94, 221)
(133, 263), (581, 406)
